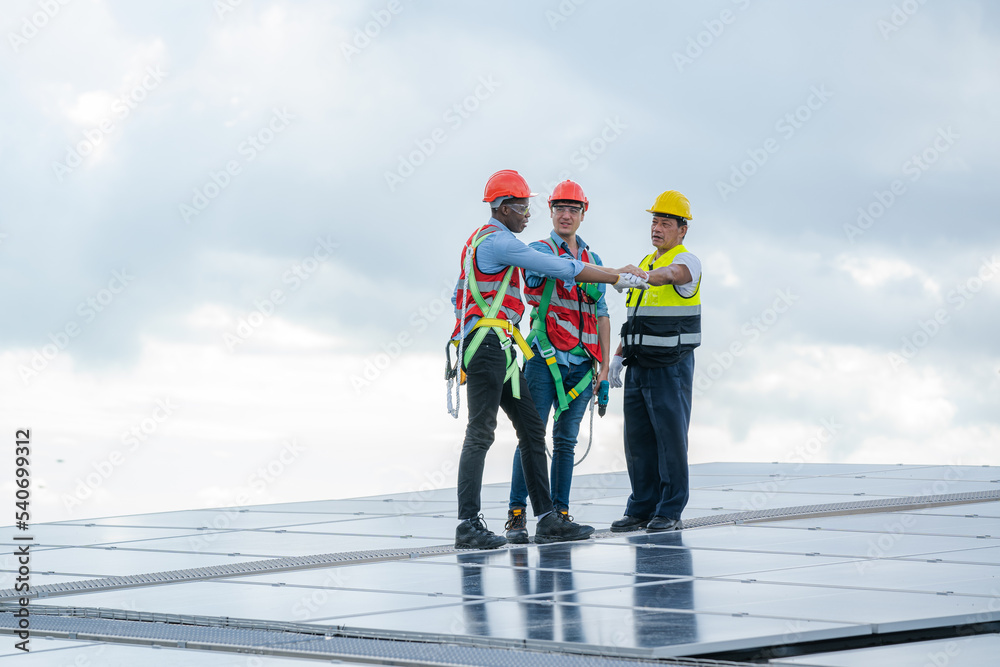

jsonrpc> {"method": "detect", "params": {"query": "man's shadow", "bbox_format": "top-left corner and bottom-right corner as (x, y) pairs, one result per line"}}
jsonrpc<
(629, 531), (698, 647)
(510, 542), (585, 643)
(457, 550), (503, 636)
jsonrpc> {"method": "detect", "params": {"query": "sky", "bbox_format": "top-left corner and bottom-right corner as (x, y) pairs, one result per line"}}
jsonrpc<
(1, 0), (998, 524)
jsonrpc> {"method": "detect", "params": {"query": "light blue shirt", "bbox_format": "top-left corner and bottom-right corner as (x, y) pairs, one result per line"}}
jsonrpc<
(452, 219), (584, 339)
(525, 231), (608, 366)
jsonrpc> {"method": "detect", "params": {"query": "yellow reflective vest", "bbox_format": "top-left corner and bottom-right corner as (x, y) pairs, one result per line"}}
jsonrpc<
(621, 244), (701, 367)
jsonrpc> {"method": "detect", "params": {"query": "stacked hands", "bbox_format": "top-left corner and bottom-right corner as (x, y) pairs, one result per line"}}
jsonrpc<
(611, 265), (650, 292)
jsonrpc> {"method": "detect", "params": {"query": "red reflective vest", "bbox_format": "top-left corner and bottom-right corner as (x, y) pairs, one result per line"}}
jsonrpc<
(523, 238), (602, 362)
(451, 225), (525, 338)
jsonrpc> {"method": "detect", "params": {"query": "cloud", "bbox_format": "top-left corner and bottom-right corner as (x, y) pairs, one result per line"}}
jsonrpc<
(833, 253), (939, 294)
(1, 1), (998, 520)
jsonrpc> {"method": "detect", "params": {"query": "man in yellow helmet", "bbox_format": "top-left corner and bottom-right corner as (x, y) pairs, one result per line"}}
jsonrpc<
(451, 169), (651, 549)
(608, 190), (702, 533)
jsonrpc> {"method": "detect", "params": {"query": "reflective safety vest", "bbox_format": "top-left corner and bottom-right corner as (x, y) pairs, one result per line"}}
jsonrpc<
(523, 238), (602, 363)
(522, 237), (603, 422)
(621, 244), (701, 367)
(450, 224), (533, 399)
(452, 225), (525, 339)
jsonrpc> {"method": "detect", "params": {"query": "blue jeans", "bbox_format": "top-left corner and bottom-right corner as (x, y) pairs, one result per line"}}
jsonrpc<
(622, 351), (694, 520)
(509, 354), (594, 511)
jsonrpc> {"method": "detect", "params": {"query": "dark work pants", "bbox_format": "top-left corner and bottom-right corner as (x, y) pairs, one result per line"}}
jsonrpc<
(457, 331), (554, 520)
(622, 351), (694, 520)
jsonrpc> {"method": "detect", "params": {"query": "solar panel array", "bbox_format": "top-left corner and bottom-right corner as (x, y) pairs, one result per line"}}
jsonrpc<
(2, 462), (999, 665)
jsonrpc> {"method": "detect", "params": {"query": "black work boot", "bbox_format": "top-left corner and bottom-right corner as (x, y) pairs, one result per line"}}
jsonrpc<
(455, 514), (506, 549)
(534, 510), (594, 544)
(505, 508), (529, 544)
(610, 515), (649, 532)
(646, 516), (682, 532)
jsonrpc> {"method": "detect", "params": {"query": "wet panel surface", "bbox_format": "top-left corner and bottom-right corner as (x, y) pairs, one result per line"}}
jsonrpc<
(4, 465), (1000, 664)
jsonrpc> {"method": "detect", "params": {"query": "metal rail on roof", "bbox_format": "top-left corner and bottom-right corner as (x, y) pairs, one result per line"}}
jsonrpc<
(0, 605), (758, 667)
(3, 488), (998, 603)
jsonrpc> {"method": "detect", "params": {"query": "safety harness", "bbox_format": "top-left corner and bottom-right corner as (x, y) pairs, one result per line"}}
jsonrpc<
(523, 239), (597, 423)
(522, 238), (605, 467)
(446, 226), (534, 419)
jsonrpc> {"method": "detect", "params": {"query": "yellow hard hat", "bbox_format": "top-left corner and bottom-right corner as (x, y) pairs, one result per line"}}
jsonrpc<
(646, 190), (692, 220)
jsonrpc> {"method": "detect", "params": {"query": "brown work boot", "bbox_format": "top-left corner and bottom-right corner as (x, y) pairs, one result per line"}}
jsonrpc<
(505, 507), (529, 544)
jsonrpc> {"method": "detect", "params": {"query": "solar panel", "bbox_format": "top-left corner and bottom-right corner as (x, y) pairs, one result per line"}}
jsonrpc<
(2, 463), (999, 664)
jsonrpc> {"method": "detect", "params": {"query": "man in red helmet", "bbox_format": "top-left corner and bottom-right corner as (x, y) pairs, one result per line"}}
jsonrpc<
(451, 170), (648, 549)
(503, 180), (611, 544)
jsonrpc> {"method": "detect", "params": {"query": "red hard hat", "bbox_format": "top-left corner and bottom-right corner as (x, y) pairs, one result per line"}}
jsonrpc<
(548, 180), (589, 211)
(483, 169), (537, 203)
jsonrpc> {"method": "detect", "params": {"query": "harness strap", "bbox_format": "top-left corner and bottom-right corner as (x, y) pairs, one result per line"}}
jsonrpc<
(462, 238), (513, 369)
(528, 269), (598, 422)
(475, 318), (533, 359)
(459, 234), (531, 399)
(447, 225), (489, 418)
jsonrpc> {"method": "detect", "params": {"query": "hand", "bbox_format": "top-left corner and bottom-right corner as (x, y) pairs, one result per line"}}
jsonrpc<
(612, 273), (649, 293)
(609, 355), (624, 388)
(616, 264), (649, 280)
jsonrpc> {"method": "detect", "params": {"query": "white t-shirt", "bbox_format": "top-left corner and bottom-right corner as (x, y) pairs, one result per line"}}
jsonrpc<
(670, 252), (701, 298)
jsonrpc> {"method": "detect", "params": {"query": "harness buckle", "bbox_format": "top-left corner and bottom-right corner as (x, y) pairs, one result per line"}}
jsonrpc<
(498, 334), (512, 350)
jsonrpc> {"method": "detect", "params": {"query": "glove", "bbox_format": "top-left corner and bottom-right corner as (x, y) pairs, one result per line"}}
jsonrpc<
(609, 355), (624, 388)
(612, 273), (649, 293)
(597, 380), (610, 417)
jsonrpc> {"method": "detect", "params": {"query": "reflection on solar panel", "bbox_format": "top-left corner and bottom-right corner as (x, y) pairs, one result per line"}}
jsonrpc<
(2, 463), (1000, 665)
